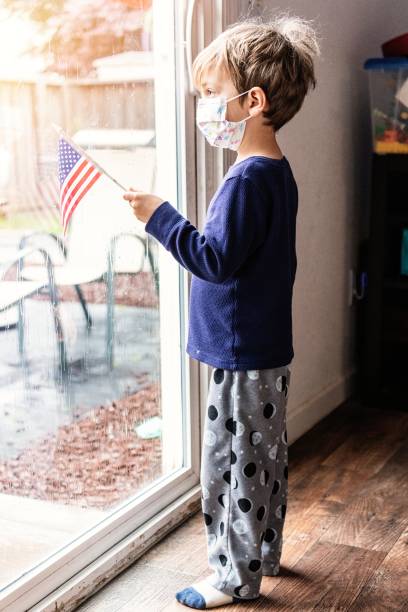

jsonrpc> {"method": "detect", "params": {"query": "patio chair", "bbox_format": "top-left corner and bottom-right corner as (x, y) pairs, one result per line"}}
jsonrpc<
(18, 144), (158, 370)
(0, 246), (68, 373)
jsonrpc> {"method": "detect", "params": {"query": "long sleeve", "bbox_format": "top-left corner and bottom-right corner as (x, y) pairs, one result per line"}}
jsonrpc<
(144, 175), (269, 284)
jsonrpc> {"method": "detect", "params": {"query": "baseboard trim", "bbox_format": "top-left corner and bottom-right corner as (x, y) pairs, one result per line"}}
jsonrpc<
(287, 366), (357, 445)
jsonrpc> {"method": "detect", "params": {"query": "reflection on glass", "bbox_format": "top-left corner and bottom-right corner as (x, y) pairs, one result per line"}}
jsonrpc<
(0, 0), (179, 592)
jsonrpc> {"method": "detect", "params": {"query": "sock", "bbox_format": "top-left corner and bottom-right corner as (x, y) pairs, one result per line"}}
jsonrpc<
(175, 575), (234, 609)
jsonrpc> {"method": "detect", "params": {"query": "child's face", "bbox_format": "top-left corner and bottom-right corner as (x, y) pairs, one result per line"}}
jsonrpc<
(199, 64), (249, 123)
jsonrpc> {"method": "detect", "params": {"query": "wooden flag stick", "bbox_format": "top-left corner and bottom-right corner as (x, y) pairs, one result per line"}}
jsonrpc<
(52, 123), (128, 192)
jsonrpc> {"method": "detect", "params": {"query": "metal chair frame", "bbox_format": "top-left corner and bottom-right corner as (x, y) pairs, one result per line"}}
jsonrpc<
(18, 231), (158, 371)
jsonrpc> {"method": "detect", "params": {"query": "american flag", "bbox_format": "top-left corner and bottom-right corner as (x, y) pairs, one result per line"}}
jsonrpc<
(57, 136), (102, 235)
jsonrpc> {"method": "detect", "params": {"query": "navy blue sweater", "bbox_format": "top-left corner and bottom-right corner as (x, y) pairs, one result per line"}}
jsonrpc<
(144, 155), (298, 370)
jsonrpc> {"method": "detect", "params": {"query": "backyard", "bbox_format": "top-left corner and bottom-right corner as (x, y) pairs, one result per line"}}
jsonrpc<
(0, 258), (163, 511)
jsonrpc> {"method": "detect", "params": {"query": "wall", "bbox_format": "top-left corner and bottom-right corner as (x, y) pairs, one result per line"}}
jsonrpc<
(237, 0), (408, 442)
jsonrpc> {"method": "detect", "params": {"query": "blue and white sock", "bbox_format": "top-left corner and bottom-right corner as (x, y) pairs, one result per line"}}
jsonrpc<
(175, 576), (234, 609)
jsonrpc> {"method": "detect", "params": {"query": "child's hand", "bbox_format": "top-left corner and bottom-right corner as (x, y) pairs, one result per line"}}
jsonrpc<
(123, 187), (164, 224)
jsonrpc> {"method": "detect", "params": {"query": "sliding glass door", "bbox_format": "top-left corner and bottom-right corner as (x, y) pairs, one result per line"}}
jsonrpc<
(0, 0), (241, 608)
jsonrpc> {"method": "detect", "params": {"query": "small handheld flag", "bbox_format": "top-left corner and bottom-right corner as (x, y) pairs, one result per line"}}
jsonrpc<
(54, 124), (126, 235)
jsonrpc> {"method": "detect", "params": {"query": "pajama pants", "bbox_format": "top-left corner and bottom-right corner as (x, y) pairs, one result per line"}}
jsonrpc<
(200, 364), (291, 600)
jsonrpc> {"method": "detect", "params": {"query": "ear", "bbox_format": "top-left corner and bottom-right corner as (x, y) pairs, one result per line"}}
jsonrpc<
(248, 87), (267, 114)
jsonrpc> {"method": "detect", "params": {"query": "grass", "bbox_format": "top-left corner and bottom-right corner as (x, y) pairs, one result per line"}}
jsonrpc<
(0, 212), (61, 234)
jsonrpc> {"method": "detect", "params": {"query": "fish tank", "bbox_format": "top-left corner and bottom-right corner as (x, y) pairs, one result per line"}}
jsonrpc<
(364, 57), (408, 153)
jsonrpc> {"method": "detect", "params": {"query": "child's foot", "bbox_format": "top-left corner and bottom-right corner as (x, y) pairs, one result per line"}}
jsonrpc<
(262, 561), (280, 576)
(175, 576), (233, 609)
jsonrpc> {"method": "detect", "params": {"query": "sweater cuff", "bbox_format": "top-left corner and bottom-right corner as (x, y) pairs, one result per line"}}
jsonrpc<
(144, 201), (185, 247)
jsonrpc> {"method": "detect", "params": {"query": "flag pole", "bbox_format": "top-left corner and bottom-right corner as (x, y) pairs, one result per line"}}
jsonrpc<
(52, 123), (128, 192)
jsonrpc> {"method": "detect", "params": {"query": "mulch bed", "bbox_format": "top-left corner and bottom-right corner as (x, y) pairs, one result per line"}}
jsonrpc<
(0, 381), (163, 510)
(3, 268), (159, 309)
(0, 267), (163, 510)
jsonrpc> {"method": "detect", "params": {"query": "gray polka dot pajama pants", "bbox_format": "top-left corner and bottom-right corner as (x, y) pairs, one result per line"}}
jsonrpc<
(200, 365), (291, 600)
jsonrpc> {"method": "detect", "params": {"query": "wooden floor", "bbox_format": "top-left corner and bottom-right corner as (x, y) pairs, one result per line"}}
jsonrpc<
(76, 398), (408, 611)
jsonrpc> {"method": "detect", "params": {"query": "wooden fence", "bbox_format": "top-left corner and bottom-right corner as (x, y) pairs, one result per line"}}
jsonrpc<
(0, 76), (154, 229)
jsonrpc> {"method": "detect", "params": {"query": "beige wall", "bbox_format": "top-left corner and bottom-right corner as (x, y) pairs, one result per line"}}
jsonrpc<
(236, 0), (408, 441)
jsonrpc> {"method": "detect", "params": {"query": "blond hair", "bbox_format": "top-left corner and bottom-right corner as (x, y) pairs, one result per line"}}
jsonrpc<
(192, 12), (321, 131)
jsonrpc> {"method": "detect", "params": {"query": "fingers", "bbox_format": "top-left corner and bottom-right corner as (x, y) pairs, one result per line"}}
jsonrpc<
(123, 188), (144, 201)
(123, 192), (139, 202)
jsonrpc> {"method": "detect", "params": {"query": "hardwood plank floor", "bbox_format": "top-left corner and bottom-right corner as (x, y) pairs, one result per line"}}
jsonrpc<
(76, 398), (408, 611)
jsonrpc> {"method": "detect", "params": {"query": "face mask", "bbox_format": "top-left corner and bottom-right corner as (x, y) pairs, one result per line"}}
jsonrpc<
(196, 89), (252, 151)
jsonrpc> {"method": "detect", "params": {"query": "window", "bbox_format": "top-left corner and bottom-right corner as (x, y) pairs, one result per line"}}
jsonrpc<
(0, 1), (239, 608)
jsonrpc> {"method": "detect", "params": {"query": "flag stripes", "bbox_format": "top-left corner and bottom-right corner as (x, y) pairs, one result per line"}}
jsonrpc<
(57, 136), (102, 234)
(63, 166), (101, 231)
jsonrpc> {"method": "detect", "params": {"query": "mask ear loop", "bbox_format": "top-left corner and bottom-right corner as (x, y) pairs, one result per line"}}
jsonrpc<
(226, 88), (252, 102)
(226, 89), (253, 122)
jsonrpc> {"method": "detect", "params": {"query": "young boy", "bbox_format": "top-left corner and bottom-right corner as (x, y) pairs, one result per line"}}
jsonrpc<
(124, 13), (320, 609)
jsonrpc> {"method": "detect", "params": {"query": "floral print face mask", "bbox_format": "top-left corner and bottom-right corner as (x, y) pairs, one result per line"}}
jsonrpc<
(196, 89), (253, 151)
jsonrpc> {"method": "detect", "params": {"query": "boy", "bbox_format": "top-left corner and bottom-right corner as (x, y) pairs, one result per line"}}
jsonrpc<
(124, 13), (320, 609)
